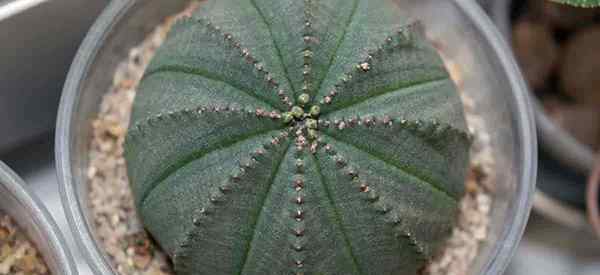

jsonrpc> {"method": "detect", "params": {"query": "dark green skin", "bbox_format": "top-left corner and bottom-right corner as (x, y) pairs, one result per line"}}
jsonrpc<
(125, 0), (470, 274)
(551, 0), (600, 7)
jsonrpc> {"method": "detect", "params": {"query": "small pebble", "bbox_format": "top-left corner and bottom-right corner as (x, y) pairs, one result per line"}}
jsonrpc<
(0, 212), (49, 275)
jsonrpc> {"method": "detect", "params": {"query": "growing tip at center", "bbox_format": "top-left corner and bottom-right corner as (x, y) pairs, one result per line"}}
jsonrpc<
(282, 94), (322, 142)
(283, 94), (321, 122)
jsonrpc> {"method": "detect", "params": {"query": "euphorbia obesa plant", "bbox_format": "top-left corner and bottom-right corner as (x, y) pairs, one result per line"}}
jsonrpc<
(125, 0), (471, 274)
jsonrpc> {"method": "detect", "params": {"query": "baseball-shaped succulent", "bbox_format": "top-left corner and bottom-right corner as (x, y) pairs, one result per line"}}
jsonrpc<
(125, 0), (471, 274)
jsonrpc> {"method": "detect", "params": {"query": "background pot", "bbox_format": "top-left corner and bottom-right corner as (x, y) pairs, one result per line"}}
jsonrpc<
(0, 161), (77, 275)
(56, 1), (537, 275)
(485, 0), (595, 214)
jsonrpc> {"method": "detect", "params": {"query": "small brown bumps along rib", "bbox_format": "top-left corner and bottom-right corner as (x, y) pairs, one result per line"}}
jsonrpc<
(125, 0), (470, 274)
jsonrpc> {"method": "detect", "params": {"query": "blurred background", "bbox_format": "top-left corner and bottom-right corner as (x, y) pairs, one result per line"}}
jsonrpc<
(1, 0), (600, 274)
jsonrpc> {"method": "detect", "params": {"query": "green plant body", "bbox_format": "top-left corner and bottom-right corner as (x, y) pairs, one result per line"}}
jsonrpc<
(551, 0), (600, 7)
(125, 0), (471, 274)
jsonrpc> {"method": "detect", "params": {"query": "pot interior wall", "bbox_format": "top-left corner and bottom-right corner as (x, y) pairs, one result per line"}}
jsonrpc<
(409, 2), (533, 274)
(67, 0), (189, 241)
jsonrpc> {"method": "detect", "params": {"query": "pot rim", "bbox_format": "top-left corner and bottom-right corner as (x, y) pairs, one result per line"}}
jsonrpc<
(454, 1), (537, 274)
(0, 161), (78, 275)
(56, 1), (136, 274)
(489, 0), (595, 176)
(56, 1), (537, 274)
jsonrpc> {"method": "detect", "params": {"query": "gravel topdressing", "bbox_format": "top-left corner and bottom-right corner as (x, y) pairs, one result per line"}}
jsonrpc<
(87, 3), (494, 275)
(0, 212), (49, 275)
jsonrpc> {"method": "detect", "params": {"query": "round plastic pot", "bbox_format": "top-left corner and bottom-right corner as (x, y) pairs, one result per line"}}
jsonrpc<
(56, 1), (537, 274)
(0, 161), (77, 275)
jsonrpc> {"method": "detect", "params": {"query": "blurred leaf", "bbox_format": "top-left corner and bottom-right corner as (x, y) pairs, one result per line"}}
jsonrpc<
(551, 0), (600, 7)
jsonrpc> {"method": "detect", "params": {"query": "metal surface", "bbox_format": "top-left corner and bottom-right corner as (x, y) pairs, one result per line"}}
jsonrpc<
(0, 0), (107, 153)
(0, 159), (77, 275)
(56, 1), (536, 275)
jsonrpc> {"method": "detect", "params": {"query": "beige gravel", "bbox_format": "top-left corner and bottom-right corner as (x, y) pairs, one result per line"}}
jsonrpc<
(0, 212), (49, 275)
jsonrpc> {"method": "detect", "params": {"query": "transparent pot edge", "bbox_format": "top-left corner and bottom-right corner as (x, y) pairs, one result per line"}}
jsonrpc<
(454, 1), (537, 274)
(0, 161), (78, 275)
(487, 0), (594, 175)
(56, 1), (136, 274)
(56, 0), (538, 275)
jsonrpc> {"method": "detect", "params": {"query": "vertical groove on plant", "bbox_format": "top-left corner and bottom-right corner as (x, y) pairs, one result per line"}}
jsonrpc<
(313, 0), (360, 98)
(311, 152), (365, 275)
(302, 0), (315, 100)
(291, 148), (307, 275)
(318, 140), (431, 260)
(173, 133), (293, 274)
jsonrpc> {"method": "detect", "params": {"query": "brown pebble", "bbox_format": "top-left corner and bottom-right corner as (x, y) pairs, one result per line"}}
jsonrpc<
(108, 125), (126, 137)
(15, 248), (45, 273)
(133, 253), (153, 270)
(0, 244), (11, 261)
(465, 170), (481, 195)
(0, 226), (9, 241)
(126, 233), (153, 256)
(512, 19), (559, 91)
(561, 25), (600, 106)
